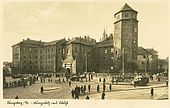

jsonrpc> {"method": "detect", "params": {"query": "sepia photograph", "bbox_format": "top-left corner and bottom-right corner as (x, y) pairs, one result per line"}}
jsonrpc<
(1, 0), (169, 102)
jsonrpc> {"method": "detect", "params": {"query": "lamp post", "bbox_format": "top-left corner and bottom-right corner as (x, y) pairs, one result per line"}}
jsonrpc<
(145, 54), (148, 75)
(122, 48), (125, 76)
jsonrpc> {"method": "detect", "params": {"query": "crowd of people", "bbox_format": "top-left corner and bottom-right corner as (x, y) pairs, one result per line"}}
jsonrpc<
(4, 76), (37, 88)
(10, 72), (168, 99)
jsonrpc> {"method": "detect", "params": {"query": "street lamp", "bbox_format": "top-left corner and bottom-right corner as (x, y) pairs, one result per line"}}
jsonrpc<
(122, 48), (125, 76)
(84, 53), (88, 73)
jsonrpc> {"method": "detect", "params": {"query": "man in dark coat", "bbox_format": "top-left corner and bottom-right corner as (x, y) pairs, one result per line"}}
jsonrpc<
(88, 84), (91, 92)
(97, 85), (100, 92)
(71, 89), (75, 98)
(101, 92), (105, 99)
(109, 84), (112, 91)
(40, 86), (44, 93)
(151, 87), (154, 96)
(84, 85), (86, 93)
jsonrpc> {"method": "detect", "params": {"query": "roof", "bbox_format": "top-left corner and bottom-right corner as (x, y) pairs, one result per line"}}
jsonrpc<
(12, 38), (66, 47)
(12, 38), (45, 47)
(115, 3), (137, 15)
(146, 48), (158, 55)
(138, 47), (147, 55)
(44, 38), (66, 46)
(96, 40), (113, 48)
(138, 47), (158, 56)
(120, 3), (135, 11)
(66, 37), (96, 46)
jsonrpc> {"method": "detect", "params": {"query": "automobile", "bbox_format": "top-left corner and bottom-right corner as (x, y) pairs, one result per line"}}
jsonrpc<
(131, 75), (149, 86)
(69, 76), (79, 81)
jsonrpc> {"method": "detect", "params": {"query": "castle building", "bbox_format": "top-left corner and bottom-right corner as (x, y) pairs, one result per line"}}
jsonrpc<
(113, 3), (138, 73)
(12, 38), (66, 74)
(12, 3), (141, 75)
(63, 36), (96, 75)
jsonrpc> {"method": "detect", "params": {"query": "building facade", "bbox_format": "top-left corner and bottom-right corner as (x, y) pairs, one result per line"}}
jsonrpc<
(12, 38), (66, 74)
(12, 4), (147, 75)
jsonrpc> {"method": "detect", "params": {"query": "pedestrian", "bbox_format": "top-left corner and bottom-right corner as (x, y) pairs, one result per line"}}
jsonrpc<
(81, 86), (84, 94)
(40, 86), (44, 93)
(166, 80), (168, 87)
(151, 87), (154, 96)
(88, 84), (91, 92)
(109, 84), (112, 91)
(69, 80), (71, 87)
(59, 78), (61, 83)
(86, 95), (90, 99)
(23, 82), (26, 88)
(84, 85), (86, 93)
(103, 84), (106, 92)
(40, 78), (42, 82)
(78, 86), (81, 95)
(30, 81), (32, 86)
(158, 77), (160, 82)
(101, 91), (106, 99)
(103, 78), (106, 83)
(99, 77), (101, 82)
(75, 85), (79, 99)
(91, 74), (93, 80)
(97, 85), (100, 92)
(15, 95), (18, 99)
(71, 89), (75, 99)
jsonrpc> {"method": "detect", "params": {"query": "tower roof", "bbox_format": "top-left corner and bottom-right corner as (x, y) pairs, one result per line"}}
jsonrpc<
(120, 3), (134, 11)
(115, 3), (137, 15)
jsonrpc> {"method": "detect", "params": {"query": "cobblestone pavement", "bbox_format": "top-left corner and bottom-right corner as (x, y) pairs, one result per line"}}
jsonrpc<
(3, 77), (168, 100)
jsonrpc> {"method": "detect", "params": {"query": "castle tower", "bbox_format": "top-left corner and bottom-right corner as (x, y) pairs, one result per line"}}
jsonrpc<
(114, 3), (138, 73)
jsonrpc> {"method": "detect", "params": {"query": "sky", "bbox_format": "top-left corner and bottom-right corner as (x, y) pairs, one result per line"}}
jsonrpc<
(1, 1), (170, 62)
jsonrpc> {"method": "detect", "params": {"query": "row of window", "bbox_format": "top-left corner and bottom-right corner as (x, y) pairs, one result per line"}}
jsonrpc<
(116, 13), (136, 20)
(23, 48), (38, 52)
(23, 66), (38, 70)
(13, 53), (19, 59)
(105, 48), (114, 54)
(40, 54), (54, 59)
(23, 55), (38, 59)
(41, 60), (54, 64)
(22, 60), (54, 64)
(40, 48), (54, 53)
(40, 65), (54, 70)
(73, 47), (86, 54)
